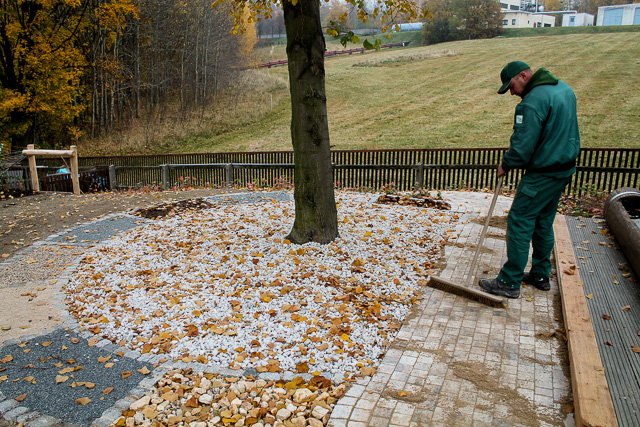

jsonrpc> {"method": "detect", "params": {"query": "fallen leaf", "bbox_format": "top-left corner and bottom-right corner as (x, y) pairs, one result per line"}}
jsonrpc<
(41, 342), (52, 347)
(622, 305), (631, 311)
(104, 363), (114, 368)
(121, 371), (132, 379)
(55, 375), (69, 384)
(76, 397), (91, 405)
(103, 387), (114, 395)
(137, 366), (150, 375)
(98, 356), (111, 363)
(586, 293), (593, 299)
(605, 341), (613, 346)
(398, 390), (409, 397)
(602, 314), (611, 320)
(15, 393), (27, 402)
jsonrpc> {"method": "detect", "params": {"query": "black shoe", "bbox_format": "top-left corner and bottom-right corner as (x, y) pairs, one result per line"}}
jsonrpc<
(522, 273), (550, 291)
(478, 278), (520, 299)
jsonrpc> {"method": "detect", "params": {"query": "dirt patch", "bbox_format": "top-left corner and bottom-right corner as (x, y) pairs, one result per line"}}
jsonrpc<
(132, 198), (215, 219)
(451, 361), (562, 426)
(471, 215), (508, 231)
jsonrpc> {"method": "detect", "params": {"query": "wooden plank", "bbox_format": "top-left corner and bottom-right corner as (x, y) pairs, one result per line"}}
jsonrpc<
(554, 215), (618, 427)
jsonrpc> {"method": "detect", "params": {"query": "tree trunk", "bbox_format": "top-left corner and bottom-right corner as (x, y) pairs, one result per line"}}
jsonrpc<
(283, 0), (339, 245)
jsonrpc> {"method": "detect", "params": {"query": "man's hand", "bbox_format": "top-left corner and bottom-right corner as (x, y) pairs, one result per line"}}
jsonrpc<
(498, 164), (506, 177)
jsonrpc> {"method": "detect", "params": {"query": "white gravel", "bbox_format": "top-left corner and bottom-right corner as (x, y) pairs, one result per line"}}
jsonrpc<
(64, 191), (459, 381)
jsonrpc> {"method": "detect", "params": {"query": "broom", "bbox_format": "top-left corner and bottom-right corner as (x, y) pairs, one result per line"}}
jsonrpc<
(426, 176), (506, 308)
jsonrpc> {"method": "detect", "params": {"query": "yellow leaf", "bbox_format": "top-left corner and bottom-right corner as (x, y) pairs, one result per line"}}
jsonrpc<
(137, 366), (151, 375)
(103, 387), (114, 394)
(621, 305), (631, 311)
(586, 293), (593, 299)
(398, 390), (408, 397)
(121, 371), (132, 379)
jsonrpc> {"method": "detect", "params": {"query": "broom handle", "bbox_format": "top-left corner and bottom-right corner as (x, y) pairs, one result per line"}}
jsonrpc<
(466, 175), (504, 287)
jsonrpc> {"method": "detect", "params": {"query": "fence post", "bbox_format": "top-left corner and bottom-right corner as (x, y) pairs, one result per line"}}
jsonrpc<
(26, 144), (39, 192)
(162, 165), (170, 190)
(69, 145), (80, 195)
(416, 163), (424, 190)
(225, 163), (233, 187)
(109, 165), (117, 190)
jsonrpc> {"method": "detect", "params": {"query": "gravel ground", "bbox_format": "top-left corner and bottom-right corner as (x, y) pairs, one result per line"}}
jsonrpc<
(0, 329), (152, 426)
(64, 191), (457, 383)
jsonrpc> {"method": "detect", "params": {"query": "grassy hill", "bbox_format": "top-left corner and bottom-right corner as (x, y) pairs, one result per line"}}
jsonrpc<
(81, 31), (640, 155)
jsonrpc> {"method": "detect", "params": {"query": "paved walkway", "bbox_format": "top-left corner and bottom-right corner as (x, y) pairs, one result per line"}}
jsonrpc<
(327, 191), (574, 427)
(0, 190), (575, 427)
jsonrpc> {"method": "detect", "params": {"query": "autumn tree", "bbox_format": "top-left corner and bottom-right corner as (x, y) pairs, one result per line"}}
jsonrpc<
(422, 0), (502, 45)
(0, 0), (91, 150)
(216, 0), (428, 244)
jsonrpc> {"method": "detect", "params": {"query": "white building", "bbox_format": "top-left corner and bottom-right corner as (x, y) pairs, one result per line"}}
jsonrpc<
(597, 4), (640, 26)
(500, 0), (556, 28)
(562, 12), (594, 27)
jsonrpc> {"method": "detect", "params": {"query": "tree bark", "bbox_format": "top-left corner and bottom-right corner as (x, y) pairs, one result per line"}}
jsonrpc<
(283, 0), (339, 244)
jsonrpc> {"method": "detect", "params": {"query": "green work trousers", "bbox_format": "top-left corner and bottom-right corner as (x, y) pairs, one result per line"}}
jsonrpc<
(497, 173), (572, 289)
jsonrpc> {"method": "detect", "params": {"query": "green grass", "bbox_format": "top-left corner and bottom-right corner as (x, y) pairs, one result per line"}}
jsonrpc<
(502, 25), (640, 38)
(83, 31), (640, 155)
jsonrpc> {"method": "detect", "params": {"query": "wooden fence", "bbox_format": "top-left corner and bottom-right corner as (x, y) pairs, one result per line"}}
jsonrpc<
(32, 148), (639, 196)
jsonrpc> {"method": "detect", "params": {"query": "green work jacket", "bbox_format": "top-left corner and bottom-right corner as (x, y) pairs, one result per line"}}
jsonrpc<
(502, 68), (581, 178)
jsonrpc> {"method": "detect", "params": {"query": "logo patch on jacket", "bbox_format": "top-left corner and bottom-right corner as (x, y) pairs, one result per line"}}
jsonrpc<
(515, 115), (523, 124)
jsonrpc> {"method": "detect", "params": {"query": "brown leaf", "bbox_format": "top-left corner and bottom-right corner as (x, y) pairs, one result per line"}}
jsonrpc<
(631, 345), (640, 354)
(296, 362), (309, 373)
(41, 341), (52, 347)
(15, 393), (27, 402)
(137, 366), (151, 375)
(121, 371), (132, 379)
(75, 397), (91, 405)
(185, 396), (199, 408)
(55, 375), (69, 384)
(621, 305), (631, 311)
(605, 341), (613, 346)
(602, 314), (611, 320)
(103, 387), (114, 395)
(309, 376), (331, 389)
(1, 355), (13, 363)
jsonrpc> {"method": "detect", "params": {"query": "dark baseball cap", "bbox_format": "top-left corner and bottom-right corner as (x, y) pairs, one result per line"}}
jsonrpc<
(498, 61), (530, 94)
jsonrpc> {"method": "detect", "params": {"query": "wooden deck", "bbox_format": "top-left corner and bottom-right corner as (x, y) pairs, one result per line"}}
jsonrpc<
(555, 215), (640, 426)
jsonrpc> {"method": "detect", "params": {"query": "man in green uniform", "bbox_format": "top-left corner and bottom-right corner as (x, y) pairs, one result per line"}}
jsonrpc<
(479, 61), (580, 299)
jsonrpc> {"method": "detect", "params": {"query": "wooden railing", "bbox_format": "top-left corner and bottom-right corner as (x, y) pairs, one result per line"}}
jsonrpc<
(32, 148), (639, 196)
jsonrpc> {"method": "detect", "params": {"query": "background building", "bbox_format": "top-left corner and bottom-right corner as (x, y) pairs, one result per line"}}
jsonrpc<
(562, 12), (595, 26)
(597, 4), (640, 26)
(500, 0), (556, 28)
